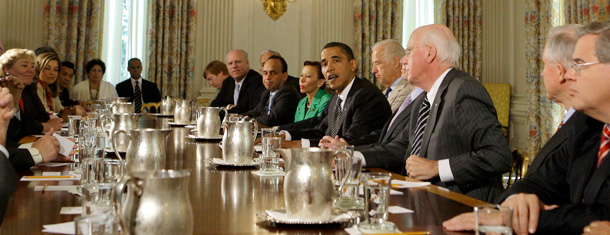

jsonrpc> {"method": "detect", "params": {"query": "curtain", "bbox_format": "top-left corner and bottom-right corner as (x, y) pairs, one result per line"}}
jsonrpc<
(565, 0), (610, 23)
(147, 0), (196, 99)
(525, 0), (563, 157)
(435, 0), (482, 81)
(354, 0), (403, 84)
(43, 0), (104, 83)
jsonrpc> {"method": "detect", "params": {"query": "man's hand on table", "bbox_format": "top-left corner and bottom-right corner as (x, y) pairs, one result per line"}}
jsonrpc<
(318, 135), (348, 149)
(583, 221), (610, 235)
(42, 117), (63, 132)
(404, 155), (439, 180)
(32, 129), (61, 162)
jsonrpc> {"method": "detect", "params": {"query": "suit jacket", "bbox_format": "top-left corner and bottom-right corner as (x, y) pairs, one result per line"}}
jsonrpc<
(59, 88), (78, 106)
(0, 151), (17, 226)
(8, 83), (50, 142)
(287, 77), (392, 146)
(386, 78), (412, 113)
(355, 98), (417, 174)
(5, 142), (35, 170)
(526, 111), (588, 176)
(403, 69), (512, 202)
(500, 113), (610, 234)
(244, 82), (301, 126)
(285, 75), (305, 98)
(210, 70), (265, 114)
(115, 78), (162, 103)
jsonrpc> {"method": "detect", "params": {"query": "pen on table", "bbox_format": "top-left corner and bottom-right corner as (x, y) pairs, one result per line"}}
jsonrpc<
(42, 184), (47, 194)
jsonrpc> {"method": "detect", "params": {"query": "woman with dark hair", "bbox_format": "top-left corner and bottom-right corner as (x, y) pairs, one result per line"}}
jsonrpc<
(293, 61), (331, 122)
(71, 58), (118, 104)
(35, 53), (85, 118)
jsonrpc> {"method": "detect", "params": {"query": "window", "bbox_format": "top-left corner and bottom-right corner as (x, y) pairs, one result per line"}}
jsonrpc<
(402, 0), (435, 47)
(101, 0), (148, 85)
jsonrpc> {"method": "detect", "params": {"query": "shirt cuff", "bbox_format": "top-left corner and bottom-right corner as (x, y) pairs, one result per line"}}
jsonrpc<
(280, 130), (292, 141)
(354, 151), (367, 166)
(301, 139), (310, 148)
(19, 143), (43, 164)
(0, 145), (8, 159)
(438, 159), (455, 182)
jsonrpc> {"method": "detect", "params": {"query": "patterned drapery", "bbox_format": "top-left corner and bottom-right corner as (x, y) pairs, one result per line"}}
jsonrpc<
(43, 0), (104, 83)
(565, 0), (610, 23)
(354, 0), (402, 84)
(525, 0), (563, 157)
(436, 0), (482, 81)
(147, 0), (196, 99)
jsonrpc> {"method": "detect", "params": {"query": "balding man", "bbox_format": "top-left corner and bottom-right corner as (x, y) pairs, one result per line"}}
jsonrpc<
(372, 39), (412, 113)
(259, 50), (302, 97)
(401, 24), (511, 202)
(210, 49), (265, 113)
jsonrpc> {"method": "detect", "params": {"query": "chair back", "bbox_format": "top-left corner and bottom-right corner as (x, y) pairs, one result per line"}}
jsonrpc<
(483, 83), (511, 139)
(142, 102), (161, 113)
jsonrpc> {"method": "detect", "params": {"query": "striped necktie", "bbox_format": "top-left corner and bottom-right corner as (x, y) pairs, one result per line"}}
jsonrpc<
(134, 80), (142, 113)
(597, 124), (610, 167)
(384, 88), (392, 99)
(330, 97), (343, 136)
(410, 97), (430, 156)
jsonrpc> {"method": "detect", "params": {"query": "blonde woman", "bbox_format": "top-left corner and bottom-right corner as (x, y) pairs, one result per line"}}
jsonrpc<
(35, 53), (85, 118)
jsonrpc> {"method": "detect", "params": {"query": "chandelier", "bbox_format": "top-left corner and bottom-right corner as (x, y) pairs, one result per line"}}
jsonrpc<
(261, 0), (295, 21)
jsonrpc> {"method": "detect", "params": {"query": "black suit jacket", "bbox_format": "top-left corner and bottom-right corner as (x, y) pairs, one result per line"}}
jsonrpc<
(285, 75), (305, 98)
(287, 77), (391, 146)
(210, 70), (265, 114)
(8, 83), (50, 142)
(402, 69), (512, 202)
(59, 88), (78, 106)
(115, 78), (162, 103)
(5, 142), (35, 170)
(244, 82), (301, 126)
(500, 113), (610, 234)
(0, 151), (17, 226)
(355, 98), (417, 174)
(526, 111), (588, 176)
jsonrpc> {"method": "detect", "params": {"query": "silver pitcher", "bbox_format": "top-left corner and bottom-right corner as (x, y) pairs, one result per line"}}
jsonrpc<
(221, 119), (258, 164)
(160, 96), (174, 116)
(112, 128), (172, 174)
(101, 114), (142, 156)
(195, 105), (229, 138)
(174, 99), (193, 124)
(278, 147), (352, 221)
(114, 170), (193, 235)
(109, 102), (134, 114)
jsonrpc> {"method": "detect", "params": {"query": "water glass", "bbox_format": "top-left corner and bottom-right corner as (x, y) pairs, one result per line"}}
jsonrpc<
(334, 158), (363, 209)
(227, 113), (243, 122)
(358, 172), (396, 233)
(98, 159), (124, 183)
(260, 137), (282, 174)
(260, 127), (277, 138)
(333, 145), (354, 187)
(75, 212), (119, 235)
(475, 205), (513, 235)
(68, 115), (82, 137)
(81, 158), (101, 185)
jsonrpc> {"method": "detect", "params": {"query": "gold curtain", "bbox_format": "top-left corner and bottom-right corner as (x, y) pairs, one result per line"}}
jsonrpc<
(147, 0), (197, 99)
(354, 0), (403, 84)
(43, 0), (104, 83)
(565, 0), (610, 23)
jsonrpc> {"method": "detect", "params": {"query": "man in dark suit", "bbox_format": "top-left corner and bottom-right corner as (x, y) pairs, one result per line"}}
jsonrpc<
(259, 50), (303, 98)
(210, 49), (265, 114)
(280, 42), (391, 147)
(115, 58), (162, 112)
(244, 55), (300, 126)
(401, 24), (512, 202)
(0, 87), (18, 225)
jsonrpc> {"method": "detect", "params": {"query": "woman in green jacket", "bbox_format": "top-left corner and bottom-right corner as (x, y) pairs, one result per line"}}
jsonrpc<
(294, 61), (332, 122)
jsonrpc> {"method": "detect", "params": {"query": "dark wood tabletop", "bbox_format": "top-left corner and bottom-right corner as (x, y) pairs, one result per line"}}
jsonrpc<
(1, 125), (482, 234)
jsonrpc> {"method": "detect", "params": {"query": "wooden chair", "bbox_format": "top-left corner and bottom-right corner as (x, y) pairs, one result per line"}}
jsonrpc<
(482, 83), (511, 140)
(141, 102), (161, 113)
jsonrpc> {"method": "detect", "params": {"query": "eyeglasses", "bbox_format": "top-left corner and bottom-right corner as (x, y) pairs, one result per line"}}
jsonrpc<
(571, 61), (604, 74)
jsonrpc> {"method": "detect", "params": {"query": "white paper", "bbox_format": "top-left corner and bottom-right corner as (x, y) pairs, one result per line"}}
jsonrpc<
(54, 133), (76, 156)
(42, 221), (75, 234)
(391, 179), (431, 188)
(388, 206), (414, 214)
(251, 170), (285, 177)
(42, 172), (61, 176)
(21, 175), (80, 181)
(60, 207), (82, 215)
(265, 210), (352, 223)
(34, 185), (78, 192)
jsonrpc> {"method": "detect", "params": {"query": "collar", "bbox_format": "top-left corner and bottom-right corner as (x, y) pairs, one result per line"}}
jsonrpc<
(426, 68), (453, 104)
(337, 77), (356, 108)
(410, 87), (425, 101)
(563, 107), (576, 124)
(235, 77), (245, 87)
(389, 77), (402, 90)
(131, 77), (143, 84)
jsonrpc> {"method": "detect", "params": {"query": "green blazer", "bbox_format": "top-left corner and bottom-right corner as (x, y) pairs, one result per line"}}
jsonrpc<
(293, 89), (331, 122)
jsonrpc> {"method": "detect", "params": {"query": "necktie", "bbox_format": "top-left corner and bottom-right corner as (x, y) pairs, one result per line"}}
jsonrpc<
(384, 88), (392, 99)
(330, 97), (343, 136)
(387, 94), (413, 131)
(134, 80), (142, 113)
(266, 93), (275, 115)
(234, 84), (241, 105)
(597, 124), (610, 167)
(410, 97), (430, 156)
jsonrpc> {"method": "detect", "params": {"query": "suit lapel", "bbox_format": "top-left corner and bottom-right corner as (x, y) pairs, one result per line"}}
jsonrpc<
(338, 78), (361, 134)
(419, 69), (457, 157)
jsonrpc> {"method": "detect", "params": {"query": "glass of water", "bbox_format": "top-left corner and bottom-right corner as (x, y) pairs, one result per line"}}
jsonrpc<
(334, 158), (363, 209)
(475, 204), (513, 235)
(81, 183), (115, 216)
(260, 137), (282, 174)
(358, 172), (396, 233)
(75, 212), (119, 235)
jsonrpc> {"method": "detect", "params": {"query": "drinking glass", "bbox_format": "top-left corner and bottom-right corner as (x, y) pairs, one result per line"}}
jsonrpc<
(81, 183), (115, 216)
(260, 127), (277, 138)
(68, 115), (82, 137)
(358, 172), (396, 233)
(227, 114), (243, 122)
(80, 158), (101, 185)
(75, 212), (119, 235)
(97, 159), (125, 183)
(333, 145), (354, 187)
(334, 158), (363, 209)
(475, 205), (513, 235)
(260, 137), (282, 174)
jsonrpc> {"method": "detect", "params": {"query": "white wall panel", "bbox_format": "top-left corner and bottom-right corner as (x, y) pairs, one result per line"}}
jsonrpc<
(0, 0), (44, 50)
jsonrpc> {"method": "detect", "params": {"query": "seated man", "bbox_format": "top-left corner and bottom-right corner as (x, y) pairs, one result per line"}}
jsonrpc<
(372, 39), (411, 113)
(280, 42), (391, 147)
(204, 60), (230, 89)
(244, 55), (300, 126)
(259, 50), (303, 97)
(116, 58), (162, 113)
(0, 87), (17, 226)
(58, 61), (78, 107)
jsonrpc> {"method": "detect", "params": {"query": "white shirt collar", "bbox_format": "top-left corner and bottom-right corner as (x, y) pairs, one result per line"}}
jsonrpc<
(426, 68), (453, 104)
(563, 107), (576, 124)
(337, 76), (356, 109)
(389, 77), (402, 90)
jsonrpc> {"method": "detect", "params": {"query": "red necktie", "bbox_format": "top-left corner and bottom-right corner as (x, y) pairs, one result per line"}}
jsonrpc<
(597, 124), (610, 167)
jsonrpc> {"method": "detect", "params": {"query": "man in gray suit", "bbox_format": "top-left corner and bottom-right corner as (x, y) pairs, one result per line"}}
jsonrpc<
(402, 24), (512, 202)
(371, 39), (412, 113)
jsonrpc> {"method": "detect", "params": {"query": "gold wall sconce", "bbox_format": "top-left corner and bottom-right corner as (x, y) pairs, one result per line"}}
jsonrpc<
(261, 0), (295, 21)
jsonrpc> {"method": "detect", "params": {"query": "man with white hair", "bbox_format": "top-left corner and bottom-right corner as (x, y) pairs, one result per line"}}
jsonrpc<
(371, 39), (411, 112)
(401, 24), (511, 202)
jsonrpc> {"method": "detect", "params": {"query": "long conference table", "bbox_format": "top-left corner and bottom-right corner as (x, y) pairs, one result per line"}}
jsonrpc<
(1, 118), (484, 234)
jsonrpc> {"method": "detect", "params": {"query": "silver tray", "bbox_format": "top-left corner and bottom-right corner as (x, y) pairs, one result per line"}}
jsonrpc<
(256, 209), (357, 225)
(205, 158), (260, 167)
